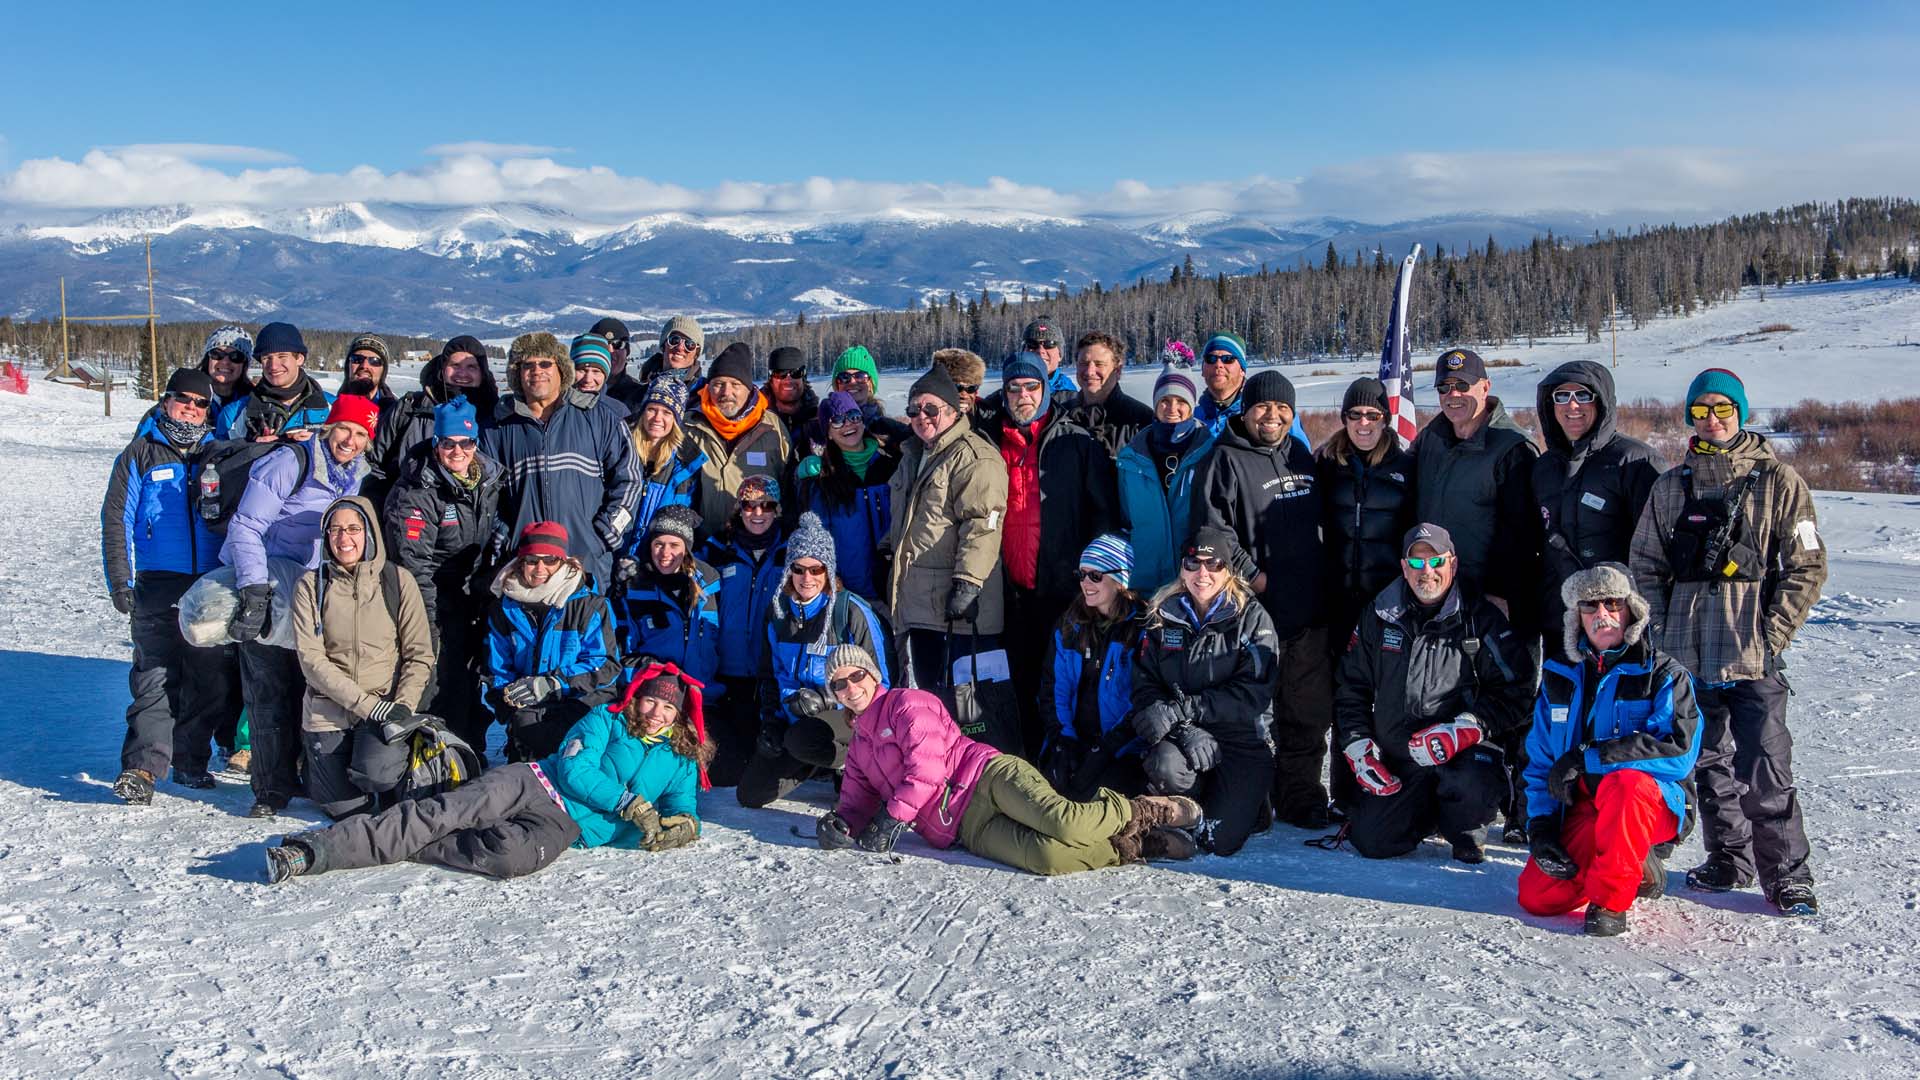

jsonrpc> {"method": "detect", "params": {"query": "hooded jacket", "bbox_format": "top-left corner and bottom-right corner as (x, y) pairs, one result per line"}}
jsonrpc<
(1196, 417), (1324, 637)
(102, 412), (222, 589)
(381, 440), (505, 615)
(1628, 431), (1827, 683)
(368, 348), (501, 499)
(1532, 361), (1667, 637)
(988, 407), (1118, 607)
(885, 416), (1010, 633)
(216, 372), (333, 441)
(836, 688), (1001, 850)
(290, 496), (435, 733)
(700, 530), (788, 678)
(1315, 440), (1417, 641)
(799, 438), (900, 603)
(485, 563), (622, 712)
(683, 389), (792, 538)
(621, 558), (722, 687)
(1115, 426), (1217, 594)
(767, 588), (892, 722)
(1133, 589), (1281, 750)
(221, 436), (371, 589)
(1333, 579), (1538, 773)
(542, 704), (702, 849)
(1410, 397), (1542, 620)
(483, 353), (642, 583)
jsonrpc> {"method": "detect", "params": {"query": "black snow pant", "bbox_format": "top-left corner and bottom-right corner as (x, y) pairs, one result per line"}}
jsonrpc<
(238, 640), (305, 807)
(1696, 674), (1812, 888)
(1143, 737), (1275, 856)
(1270, 625), (1335, 823)
(207, 644), (245, 756)
(737, 710), (851, 808)
(1002, 586), (1064, 758)
(419, 603), (490, 760)
(303, 724), (412, 819)
(1347, 746), (1507, 859)
(121, 571), (228, 780)
(709, 676), (771, 789)
(299, 762), (581, 880)
(501, 697), (593, 763)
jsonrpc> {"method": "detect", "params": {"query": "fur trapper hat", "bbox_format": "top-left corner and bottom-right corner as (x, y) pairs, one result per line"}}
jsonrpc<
(1560, 562), (1650, 659)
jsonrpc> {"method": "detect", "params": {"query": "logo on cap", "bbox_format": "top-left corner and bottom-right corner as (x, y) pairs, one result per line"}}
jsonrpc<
(1445, 352), (1465, 369)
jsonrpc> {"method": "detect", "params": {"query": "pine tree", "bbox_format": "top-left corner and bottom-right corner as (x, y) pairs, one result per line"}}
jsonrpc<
(1820, 240), (1842, 282)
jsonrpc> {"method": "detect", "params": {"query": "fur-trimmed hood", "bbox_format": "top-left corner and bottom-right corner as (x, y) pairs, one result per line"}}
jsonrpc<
(1560, 561), (1649, 659)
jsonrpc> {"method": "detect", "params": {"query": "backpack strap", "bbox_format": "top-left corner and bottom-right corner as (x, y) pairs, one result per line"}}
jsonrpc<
(380, 561), (405, 631)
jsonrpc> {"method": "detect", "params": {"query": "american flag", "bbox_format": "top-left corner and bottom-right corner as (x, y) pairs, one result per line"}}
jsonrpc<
(1378, 243), (1422, 449)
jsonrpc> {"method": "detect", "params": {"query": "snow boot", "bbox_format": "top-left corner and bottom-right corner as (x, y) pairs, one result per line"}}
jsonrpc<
(247, 798), (284, 819)
(1141, 827), (1199, 862)
(1451, 836), (1487, 864)
(1501, 818), (1530, 846)
(1637, 852), (1667, 901)
(1109, 820), (1145, 864)
(221, 748), (252, 779)
(1277, 801), (1331, 830)
(1584, 905), (1628, 937)
(172, 769), (216, 791)
(1129, 794), (1203, 830)
(264, 841), (312, 885)
(1685, 851), (1755, 893)
(113, 769), (155, 806)
(1767, 880), (1819, 917)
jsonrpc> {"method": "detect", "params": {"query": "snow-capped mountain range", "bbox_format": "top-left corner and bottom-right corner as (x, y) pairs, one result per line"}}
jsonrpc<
(0, 201), (1611, 336)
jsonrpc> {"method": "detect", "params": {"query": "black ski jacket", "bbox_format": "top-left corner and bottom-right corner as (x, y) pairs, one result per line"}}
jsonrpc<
(987, 408), (1119, 610)
(1410, 398), (1542, 625)
(382, 442), (506, 616)
(1133, 591), (1280, 751)
(1062, 386), (1155, 459)
(1315, 442), (1417, 641)
(1195, 418), (1324, 638)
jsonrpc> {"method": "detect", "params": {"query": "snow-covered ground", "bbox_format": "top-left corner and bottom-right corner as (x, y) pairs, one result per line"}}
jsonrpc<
(3, 312), (1920, 1077)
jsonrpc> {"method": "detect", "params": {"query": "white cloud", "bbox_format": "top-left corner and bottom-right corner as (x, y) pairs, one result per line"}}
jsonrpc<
(3, 142), (1915, 225)
(423, 141), (569, 159)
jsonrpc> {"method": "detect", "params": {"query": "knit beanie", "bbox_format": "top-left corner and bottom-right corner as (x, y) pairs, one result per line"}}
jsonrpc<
(1021, 317), (1063, 350)
(737, 473), (782, 506)
(433, 396), (478, 441)
(589, 317), (630, 345)
(570, 333), (614, 374)
(1685, 368), (1749, 425)
(515, 521), (571, 560)
(1200, 332), (1248, 366)
(1242, 370), (1297, 412)
(707, 342), (756, 387)
(931, 348), (986, 388)
(346, 334), (391, 367)
(1078, 533), (1134, 589)
(768, 346), (807, 374)
(909, 362), (963, 413)
(785, 511), (838, 584)
(833, 345), (881, 385)
(647, 505), (702, 549)
(325, 393), (380, 437)
(1002, 351), (1049, 390)
(826, 643), (884, 686)
(254, 322), (307, 357)
(165, 367), (216, 401)
(633, 671), (687, 713)
(661, 315), (705, 354)
(641, 374), (691, 420)
(201, 325), (254, 363)
(818, 389), (862, 430)
(1342, 377), (1388, 414)
(1152, 364), (1197, 408)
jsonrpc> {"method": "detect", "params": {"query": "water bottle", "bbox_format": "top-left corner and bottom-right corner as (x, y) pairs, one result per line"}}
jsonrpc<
(198, 460), (222, 522)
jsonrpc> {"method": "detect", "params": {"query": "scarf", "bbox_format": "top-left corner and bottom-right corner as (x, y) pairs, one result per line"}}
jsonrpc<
(700, 387), (770, 442)
(320, 442), (362, 492)
(252, 374), (309, 406)
(154, 413), (209, 451)
(733, 524), (782, 557)
(494, 560), (583, 607)
(1148, 417), (1199, 454)
(840, 437), (878, 480)
(1690, 433), (1737, 455)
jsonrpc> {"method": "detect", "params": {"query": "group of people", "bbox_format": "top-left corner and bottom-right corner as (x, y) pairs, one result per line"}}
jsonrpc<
(102, 310), (1828, 934)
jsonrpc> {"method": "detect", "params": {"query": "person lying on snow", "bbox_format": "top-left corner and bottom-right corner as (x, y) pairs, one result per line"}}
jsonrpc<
(1518, 564), (1701, 937)
(813, 644), (1201, 874)
(265, 662), (714, 884)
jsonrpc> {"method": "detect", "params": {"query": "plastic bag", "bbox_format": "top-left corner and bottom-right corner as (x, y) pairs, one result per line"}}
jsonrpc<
(177, 558), (311, 649)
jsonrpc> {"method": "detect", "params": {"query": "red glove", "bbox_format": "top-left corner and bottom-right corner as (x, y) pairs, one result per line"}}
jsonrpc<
(1343, 738), (1402, 797)
(1408, 714), (1483, 768)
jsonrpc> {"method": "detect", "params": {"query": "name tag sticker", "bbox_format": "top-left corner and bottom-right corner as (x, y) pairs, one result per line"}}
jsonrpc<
(1550, 706), (1569, 725)
(1581, 492), (1607, 511)
(147, 465), (179, 481)
(745, 452), (768, 466)
(1795, 520), (1821, 551)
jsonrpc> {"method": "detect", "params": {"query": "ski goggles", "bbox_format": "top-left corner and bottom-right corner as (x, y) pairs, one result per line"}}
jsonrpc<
(828, 668), (871, 693)
(1689, 402), (1739, 420)
(1405, 554), (1450, 569)
(1551, 389), (1596, 405)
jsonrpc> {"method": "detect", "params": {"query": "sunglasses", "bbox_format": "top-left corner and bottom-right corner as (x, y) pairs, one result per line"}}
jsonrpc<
(1551, 389), (1596, 405)
(1436, 380), (1474, 396)
(666, 333), (698, 351)
(522, 553), (564, 566)
(1405, 554), (1450, 569)
(1344, 409), (1385, 423)
(741, 500), (779, 513)
(1689, 402), (1739, 420)
(516, 359), (557, 371)
(168, 392), (211, 410)
(955, 383), (980, 395)
(770, 368), (806, 379)
(828, 668), (871, 693)
(834, 370), (872, 384)
(1072, 568), (1111, 584)
(349, 353), (386, 368)
(205, 349), (247, 364)
(790, 563), (828, 578)
(1024, 339), (1057, 351)
(904, 403), (947, 419)
(1578, 597), (1628, 613)
(1202, 354), (1237, 366)
(1181, 556), (1226, 573)
(827, 411), (863, 429)
(608, 337), (630, 350)
(437, 437), (477, 452)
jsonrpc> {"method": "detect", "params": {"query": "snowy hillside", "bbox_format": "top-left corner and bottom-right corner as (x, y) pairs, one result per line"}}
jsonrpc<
(2, 375), (1918, 1077)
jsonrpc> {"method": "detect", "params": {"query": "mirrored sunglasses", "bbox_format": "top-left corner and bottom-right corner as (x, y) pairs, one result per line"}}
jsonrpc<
(1551, 389), (1596, 405)
(1405, 554), (1450, 569)
(828, 668), (871, 693)
(1688, 402), (1739, 420)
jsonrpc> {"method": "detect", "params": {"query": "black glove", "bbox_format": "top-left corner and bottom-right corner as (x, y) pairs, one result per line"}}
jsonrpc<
(1040, 738), (1079, 787)
(1131, 701), (1183, 743)
(756, 717), (789, 759)
(855, 811), (909, 853)
(1171, 723), (1221, 773)
(1545, 749), (1592, 806)
(1528, 816), (1578, 880)
(368, 701), (421, 744)
(229, 584), (273, 643)
(784, 689), (830, 722)
(945, 580), (982, 622)
(111, 586), (137, 615)
(817, 811), (856, 850)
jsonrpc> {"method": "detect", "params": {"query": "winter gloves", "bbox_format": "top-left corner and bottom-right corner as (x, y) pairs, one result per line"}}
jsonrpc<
(1546, 748), (1594, 806)
(1408, 714), (1483, 768)
(784, 689), (830, 722)
(1171, 724), (1220, 773)
(112, 586), (137, 615)
(856, 811), (909, 853)
(368, 700), (420, 744)
(1528, 816), (1579, 880)
(1344, 738), (1403, 797)
(649, 814), (698, 852)
(1131, 701), (1183, 743)
(945, 580), (982, 622)
(614, 556), (640, 584)
(503, 674), (563, 710)
(229, 583), (273, 643)
(816, 811), (856, 850)
(620, 795), (663, 846)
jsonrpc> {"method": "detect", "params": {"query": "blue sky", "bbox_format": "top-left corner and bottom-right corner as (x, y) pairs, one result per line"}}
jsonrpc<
(2, 1), (1916, 220)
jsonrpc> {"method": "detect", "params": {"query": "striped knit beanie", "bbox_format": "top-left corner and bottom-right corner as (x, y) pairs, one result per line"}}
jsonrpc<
(570, 333), (614, 374)
(1152, 364), (1197, 408)
(1201, 332), (1248, 366)
(1078, 533), (1134, 588)
(826, 643), (884, 686)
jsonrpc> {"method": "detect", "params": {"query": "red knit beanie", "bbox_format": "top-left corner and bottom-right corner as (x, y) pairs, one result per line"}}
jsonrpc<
(326, 393), (380, 437)
(514, 521), (571, 561)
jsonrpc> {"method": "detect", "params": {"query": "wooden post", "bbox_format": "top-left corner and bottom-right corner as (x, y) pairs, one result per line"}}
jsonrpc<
(1609, 290), (1618, 369)
(146, 234), (160, 398)
(58, 276), (70, 379)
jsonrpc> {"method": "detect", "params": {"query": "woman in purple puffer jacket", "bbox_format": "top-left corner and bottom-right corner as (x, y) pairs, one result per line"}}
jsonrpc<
(813, 644), (1201, 874)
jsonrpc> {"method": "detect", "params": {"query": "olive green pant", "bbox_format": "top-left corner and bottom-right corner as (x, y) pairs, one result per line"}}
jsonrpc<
(958, 754), (1131, 875)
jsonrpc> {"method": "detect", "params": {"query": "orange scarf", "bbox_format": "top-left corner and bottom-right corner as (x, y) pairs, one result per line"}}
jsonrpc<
(700, 387), (770, 442)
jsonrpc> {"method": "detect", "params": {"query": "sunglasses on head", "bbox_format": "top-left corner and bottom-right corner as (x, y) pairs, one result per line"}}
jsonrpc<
(1405, 554), (1450, 569)
(1181, 555), (1226, 573)
(438, 436), (477, 451)
(790, 563), (828, 578)
(349, 353), (386, 368)
(168, 392), (211, 409)
(1551, 389), (1596, 405)
(666, 333), (698, 350)
(522, 553), (564, 566)
(828, 668), (871, 693)
(1072, 568), (1110, 584)
(834, 369), (872, 384)
(1689, 402), (1739, 420)
(904, 402), (947, 419)
(517, 359), (557, 371)
(1344, 409), (1385, 423)
(1578, 597), (1628, 613)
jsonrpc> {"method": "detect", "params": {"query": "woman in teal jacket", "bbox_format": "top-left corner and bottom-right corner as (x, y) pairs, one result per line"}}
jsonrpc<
(262, 663), (714, 884)
(1115, 367), (1216, 593)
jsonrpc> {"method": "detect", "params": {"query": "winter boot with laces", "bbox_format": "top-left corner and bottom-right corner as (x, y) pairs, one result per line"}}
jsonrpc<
(265, 841), (313, 885)
(1129, 795), (1203, 831)
(1584, 905), (1629, 937)
(1140, 826), (1199, 862)
(113, 769), (155, 806)
(1685, 851), (1755, 893)
(221, 748), (252, 778)
(1109, 814), (1149, 864)
(1768, 880), (1819, 917)
(1638, 851), (1667, 900)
